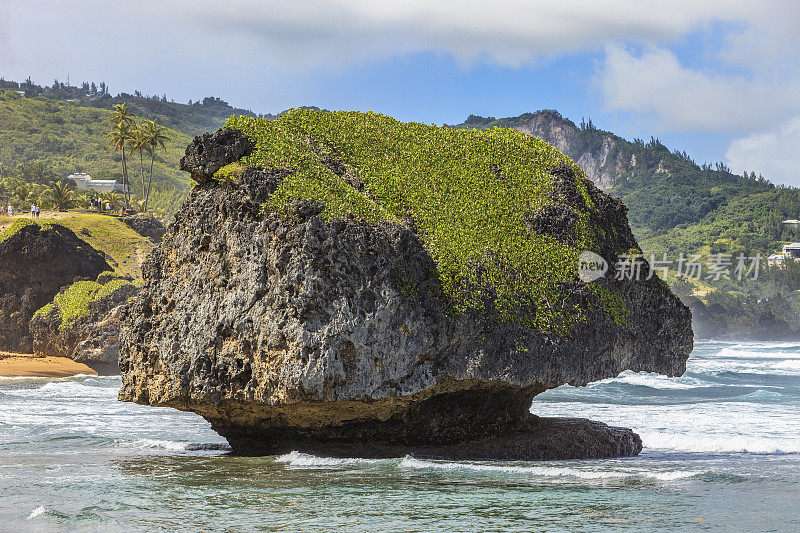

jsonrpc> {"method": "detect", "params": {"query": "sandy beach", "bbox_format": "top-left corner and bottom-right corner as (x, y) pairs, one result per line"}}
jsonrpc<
(0, 352), (97, 378)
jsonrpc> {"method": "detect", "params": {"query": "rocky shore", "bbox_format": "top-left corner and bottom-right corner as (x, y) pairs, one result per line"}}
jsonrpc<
(119, 112), (693, 460)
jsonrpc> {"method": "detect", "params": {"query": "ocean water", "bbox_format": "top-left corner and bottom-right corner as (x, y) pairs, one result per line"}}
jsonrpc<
(1, 341), (799, 532)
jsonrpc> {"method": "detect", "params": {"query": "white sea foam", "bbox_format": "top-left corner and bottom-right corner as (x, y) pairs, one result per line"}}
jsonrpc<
(714, 347), (800, 360)
(399, 456), (700, 481)
(123, 439), (230, 452)
(275, 451), (385, 467)
(640, 432), (800, 455)
(774, 360), (800, 370)
(128, 438), (193, 451)
(26, 506), (45, 520)
(1, 379), (118, 399)
(593, 372), (703, 389)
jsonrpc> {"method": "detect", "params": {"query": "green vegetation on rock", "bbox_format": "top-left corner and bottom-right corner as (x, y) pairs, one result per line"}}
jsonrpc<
(226, 109), (626, 332)
(33, 273), (139, 330)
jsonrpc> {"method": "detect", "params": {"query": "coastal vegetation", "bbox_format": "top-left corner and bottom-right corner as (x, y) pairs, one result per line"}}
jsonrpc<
(227, 109), (626, 332)
(32, 272), (139, 331)
(458, 111), (800, 335)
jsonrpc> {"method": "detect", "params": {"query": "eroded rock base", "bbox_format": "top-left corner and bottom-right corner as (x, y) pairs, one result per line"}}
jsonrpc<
(214, 415), (642, 460)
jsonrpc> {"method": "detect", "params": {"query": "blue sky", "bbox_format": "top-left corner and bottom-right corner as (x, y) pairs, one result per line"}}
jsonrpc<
(2, 1), (799, 184)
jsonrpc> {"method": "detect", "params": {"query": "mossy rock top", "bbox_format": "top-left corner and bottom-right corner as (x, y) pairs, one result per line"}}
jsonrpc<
(222, 109), (629, 333)
(33, 271), (140, 331)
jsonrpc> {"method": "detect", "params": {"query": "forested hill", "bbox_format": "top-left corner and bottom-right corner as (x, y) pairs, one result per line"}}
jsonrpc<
(453, 111), (800, 257)
(0, 90), (193, 216)
(0, 77), (262, 137)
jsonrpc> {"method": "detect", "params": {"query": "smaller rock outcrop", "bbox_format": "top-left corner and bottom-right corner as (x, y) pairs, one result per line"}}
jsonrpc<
(30, 273), (138, 373)
(242, 416), (642, 460)
(179, 128), (253, 183)
(122, 215), (166, 243)
(0, 223), (111, 352)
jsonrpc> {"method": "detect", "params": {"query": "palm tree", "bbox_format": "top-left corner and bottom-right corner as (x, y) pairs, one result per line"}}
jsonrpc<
(43, 181), (76, 211)
(107, 104), (135, 210)
(140, 120), (170, 211)
(74, 189), (95, 209)
(12, 184), (31, 207)
(127, 125), (148, 203)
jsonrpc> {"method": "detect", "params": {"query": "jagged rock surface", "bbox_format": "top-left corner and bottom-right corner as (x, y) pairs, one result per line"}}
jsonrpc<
(120, 135), (693, 458)
(0, 224), (111, 352)
(122, 215), (166, 243)
(179, 127), (253, 184)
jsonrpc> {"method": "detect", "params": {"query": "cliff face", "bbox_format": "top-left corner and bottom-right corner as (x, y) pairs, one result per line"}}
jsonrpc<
(0, 223), (111, 352)
(510, 112), (632, 190)
(119, 111), (692, 459)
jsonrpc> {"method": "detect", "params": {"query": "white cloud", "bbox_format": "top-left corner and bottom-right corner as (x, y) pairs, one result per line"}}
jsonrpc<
(187, 0), (748, 68)
(597, 1), (800, 133)
(726, 117), (800, 186)
(599, 45), (800, 132)
(1, 0), (755, 72)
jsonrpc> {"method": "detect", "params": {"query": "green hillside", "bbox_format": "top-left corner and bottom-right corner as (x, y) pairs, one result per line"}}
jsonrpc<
(0, 90), (193, 216)
(0, 77), (260, 136)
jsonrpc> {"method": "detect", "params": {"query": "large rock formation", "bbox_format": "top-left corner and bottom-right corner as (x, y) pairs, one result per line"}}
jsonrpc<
(120, 111), (692, 459)
(30, 272), (139, 374)
(0, 223), (111, 352)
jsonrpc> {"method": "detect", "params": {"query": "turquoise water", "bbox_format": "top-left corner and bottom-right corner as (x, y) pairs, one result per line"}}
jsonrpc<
(2, 340), (799, 531)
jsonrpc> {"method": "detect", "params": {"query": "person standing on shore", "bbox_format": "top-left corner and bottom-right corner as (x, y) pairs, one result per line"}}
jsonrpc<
(30, 204), (35, 217)
(7, 204), (13, 217)
(35, 204), (40, 218)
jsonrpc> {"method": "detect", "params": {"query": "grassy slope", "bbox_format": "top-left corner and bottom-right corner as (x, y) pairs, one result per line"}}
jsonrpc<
(0, 90), (193, 216)
(0, 214), (153, 279)
(0, 79), (259, 137)
(227, 109), (627, 333)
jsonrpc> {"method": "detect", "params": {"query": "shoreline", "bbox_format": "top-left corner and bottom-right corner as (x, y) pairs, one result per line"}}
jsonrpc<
(0, 353), (98, 378)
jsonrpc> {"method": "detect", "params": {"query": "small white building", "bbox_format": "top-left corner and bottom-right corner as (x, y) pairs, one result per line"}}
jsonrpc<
(68, 173), (128, 193)
(783, 219), (800, 228)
